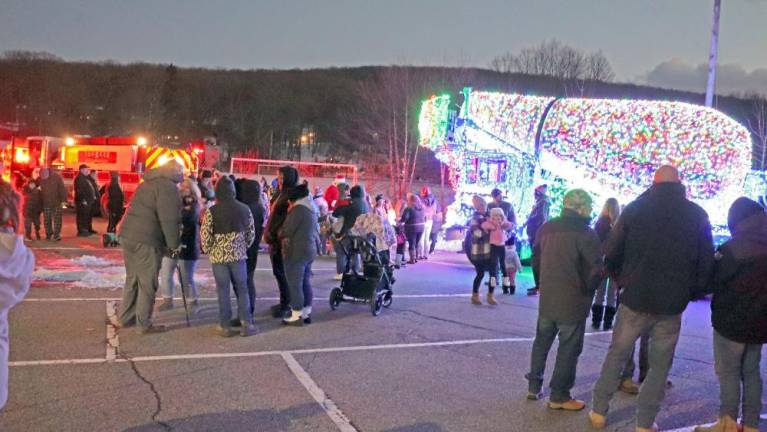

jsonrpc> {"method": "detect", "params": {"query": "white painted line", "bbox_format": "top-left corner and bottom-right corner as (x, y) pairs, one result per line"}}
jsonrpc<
(281, 352), (358, 432)
(288, 336), (535, 355)
(9, 358), (110, 366)
(105, 301), (119, 361)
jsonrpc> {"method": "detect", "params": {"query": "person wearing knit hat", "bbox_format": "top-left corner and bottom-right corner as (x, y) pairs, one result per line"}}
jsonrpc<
(525, 188), (602, 411)
(0, 178), (34, 409)
(591, 165), (714, 431)
(279, 181), (321, 325)
(695, 197), (766, 432)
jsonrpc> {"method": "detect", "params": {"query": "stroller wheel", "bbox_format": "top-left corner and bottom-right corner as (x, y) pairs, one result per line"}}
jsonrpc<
(329, 288), (343, 310)
(370, 294), (383, 316)
(382, 291), (393, 308)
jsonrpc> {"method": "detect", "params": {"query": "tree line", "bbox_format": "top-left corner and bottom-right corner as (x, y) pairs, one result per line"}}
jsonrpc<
(0, 46), (764, 194)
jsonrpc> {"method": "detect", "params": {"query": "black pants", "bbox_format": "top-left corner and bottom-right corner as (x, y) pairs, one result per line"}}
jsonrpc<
(406, 231), (423, 261)
(76, 202), (93, 234)
(269, 248), (290, 309)
(470, 259), (492, 293)
(245, 252), (259, 315)
(529, 234), (540, 288)
(43, 207), (62, 238)
(489, 245), (508, 278)
(24, 211), (41, 237)
(107, 210), (123, 233)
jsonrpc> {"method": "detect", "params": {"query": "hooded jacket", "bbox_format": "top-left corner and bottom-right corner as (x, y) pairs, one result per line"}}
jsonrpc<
(711, 211), (767, 344)
(279, 195), (321, 263)
(605, 182), (714, 315)
(332, 186), (368, 238)
(526, 195), (551, 240)
(533, 209), (603, 323)
(39, 169), (67, 209)
(106, 174), (124, 214)
(201, 177), (255, 264)
(22, 180), (43, 215)
(74, 172), (96, 205)
(237, 179), (265, 260)
(118, 163), (183, 250)
(0, 233), (34, 409)
(264, 166), (299, 248)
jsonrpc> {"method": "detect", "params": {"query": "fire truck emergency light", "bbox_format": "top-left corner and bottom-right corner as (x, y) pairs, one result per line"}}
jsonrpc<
(137, 136), (147, 146)
(65, 137), (75, 146)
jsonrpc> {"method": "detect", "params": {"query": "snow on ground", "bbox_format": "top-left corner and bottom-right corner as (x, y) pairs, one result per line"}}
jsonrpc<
(34, 255), (211, 289)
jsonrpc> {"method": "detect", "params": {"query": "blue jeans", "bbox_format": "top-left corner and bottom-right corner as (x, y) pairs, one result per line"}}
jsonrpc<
(713, 330), (763, 428)
(526, 316), (586, 403)
(212, 261), (252, 327)
(592, 304), (682, 429)
(159, 257), (199, 300)
(285, 259), (314, 311)
(334, 237), (360, 274)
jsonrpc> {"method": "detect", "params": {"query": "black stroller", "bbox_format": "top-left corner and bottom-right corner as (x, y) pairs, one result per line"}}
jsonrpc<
(329, 234), (394, 316)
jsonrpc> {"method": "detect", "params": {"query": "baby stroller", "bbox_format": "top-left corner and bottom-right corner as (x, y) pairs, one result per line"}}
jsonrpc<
(329, 234), (394, 316)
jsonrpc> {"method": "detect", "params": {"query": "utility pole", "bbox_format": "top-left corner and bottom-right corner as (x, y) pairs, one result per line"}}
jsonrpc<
(705, 0), (721, 107)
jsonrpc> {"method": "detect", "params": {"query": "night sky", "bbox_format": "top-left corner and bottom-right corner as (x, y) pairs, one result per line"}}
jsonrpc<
(1, 0), (765, 93)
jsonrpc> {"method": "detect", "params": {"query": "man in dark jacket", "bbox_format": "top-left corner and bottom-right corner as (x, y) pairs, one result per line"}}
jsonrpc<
(590, 165), (715, 432)
(74, 164), (97, 236)
(116, 161), (183, 334)
(694, 198), (766, 432)
(237, 179), (266, 316)
(105, 172), (124, 234)
(526, 189), (602, 411)
(332, 185), (368, 278)
(525, 184), (550, 295)
(39, 168), (67, 241)
(264, 166), (298, 318)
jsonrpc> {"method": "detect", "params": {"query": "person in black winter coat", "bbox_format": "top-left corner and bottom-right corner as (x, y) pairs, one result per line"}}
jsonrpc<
(400, 193), (425, 264)
(39, 168), (67, 241)
(694, 198), (767, 432)
(331, 185), (368, 278)
(591, 197), (621, 330)
(237, 179), (266, 316)
(74, 164), (97, 236)
(263, 166), (299, 318)
(105, 172), (124, 234)
(22, 176), (43, 240)
(525, 184), (551, 295)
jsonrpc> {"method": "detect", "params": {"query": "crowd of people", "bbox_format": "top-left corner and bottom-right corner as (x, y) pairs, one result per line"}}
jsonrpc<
(0, 161), (765, 431)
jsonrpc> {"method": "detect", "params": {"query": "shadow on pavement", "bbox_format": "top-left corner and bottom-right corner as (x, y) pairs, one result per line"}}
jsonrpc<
(121, 402), (322, 431)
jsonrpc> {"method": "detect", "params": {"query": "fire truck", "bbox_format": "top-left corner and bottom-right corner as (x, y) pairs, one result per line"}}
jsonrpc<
(0, 136), (65, 184)
(59, 135), (200, 207)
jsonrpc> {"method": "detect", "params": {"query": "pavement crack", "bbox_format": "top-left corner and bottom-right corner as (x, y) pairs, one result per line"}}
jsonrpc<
(394, 307), (525, 337)
(123, 354), (172, 431)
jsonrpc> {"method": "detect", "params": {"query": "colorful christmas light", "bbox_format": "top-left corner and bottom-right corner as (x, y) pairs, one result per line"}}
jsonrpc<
(418, 88), (756, 228)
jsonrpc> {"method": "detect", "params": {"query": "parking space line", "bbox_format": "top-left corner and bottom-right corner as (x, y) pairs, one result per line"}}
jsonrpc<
(9, 332), (612, 367)
(281, 352), (358, 432)
(105, 301), (119, 361)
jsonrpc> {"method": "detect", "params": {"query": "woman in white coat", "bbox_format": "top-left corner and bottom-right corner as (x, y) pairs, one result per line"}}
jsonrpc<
(0, 180), (34, 409)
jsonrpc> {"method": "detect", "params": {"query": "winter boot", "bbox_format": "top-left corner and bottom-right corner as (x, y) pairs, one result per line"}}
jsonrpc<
(486, 292), (498, 305)
(282, 309), (304, 326)
(591, 304), (604, 329)
(603, 306), (616, 330)
(693, 416), (739, 432)
(158, 298), (174, 311)
(502, 276), (512, 295)
(471, 292), (482, 305)
(619, 378), (640, 395)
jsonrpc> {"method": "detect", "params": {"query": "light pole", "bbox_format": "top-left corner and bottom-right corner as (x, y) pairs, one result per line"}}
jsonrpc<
(705, 0), (721, 108)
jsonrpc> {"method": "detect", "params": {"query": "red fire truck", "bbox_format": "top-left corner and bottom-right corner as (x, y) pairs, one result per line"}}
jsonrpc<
(1, 136), (65, 184)
(59, 135), (200, 207)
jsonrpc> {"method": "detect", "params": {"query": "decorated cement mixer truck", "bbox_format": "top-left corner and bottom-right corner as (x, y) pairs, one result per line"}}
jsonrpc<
(418, 88), (762, 232)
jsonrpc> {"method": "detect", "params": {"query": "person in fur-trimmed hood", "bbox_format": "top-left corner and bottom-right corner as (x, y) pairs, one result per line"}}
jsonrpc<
(0, 179), (34, 409)
(694, 197), (767, 432)
(279, 182), (321, 326)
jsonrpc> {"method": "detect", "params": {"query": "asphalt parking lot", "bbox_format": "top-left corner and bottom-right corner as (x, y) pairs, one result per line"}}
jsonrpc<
(0, 215), (765, 432)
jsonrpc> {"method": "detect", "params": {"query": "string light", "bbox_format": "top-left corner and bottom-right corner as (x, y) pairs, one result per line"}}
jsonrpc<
(418, 89), (755, 228)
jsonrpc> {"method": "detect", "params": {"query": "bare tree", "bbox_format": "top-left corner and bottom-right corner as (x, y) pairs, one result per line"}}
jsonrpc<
(585, 51), (615, 82)
(744, 94), (767, 170)
(489, 53), (515, 74)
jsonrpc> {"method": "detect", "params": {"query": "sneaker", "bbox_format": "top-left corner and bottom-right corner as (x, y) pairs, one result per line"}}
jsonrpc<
(526, 391), (543, 401)
(333, 273), (343, 281)
(301, 306), (312, 325)
(52, 235), (62, 241)
(282, 309), (304, 326)
(229, 319), (242, 327)
(139, 324), (166, 335)
(240, 322), (256, 337)
(693, 416), (739, 432)
(619, 378), (640, 395)
(636, 423), (658, 432)
(547, 399), (585, 411)
(588, 411), (606, 429)
(216, 325), (238, 338)
(527, 287), (539, 296)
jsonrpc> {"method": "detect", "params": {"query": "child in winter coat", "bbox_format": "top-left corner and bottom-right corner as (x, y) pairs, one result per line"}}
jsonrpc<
(482, 207), (513, 293)
(22, 177), (43, 240)
(0, 180), (34, 409)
